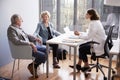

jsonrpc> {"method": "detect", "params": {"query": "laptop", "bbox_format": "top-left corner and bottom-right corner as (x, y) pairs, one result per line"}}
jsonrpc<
(63, 27), (80, 39)
(63, 27), (71, 33)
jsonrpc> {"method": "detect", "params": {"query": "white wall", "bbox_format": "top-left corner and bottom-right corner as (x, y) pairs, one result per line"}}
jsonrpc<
(0, 0), (39, 67)
(104, 0), (120, 6)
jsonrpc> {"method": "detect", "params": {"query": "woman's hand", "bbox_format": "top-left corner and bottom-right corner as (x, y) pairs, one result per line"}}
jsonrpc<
(74, 31), (80, 36)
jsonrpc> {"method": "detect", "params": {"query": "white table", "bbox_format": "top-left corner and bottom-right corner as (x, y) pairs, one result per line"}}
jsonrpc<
(108, 39), (120, 80)
(46, 32), (86, 80)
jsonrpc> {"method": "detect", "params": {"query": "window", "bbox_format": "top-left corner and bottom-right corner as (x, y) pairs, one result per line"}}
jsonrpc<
(60, 0), (74, 32)
(39, 0), (119, 39)
(40, 0), (57, 29)
(101, 5), (120, 39)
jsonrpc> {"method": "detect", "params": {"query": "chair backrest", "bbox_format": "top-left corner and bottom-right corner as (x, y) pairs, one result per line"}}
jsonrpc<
(8, 40), (33, 59)
(104, 25), (115, 58)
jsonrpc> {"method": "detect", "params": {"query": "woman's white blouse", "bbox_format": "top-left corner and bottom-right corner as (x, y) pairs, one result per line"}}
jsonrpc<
(80, 20), (106, 56)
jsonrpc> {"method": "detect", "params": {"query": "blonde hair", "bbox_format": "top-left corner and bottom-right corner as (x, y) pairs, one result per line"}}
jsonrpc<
(40, 11), (51, 19)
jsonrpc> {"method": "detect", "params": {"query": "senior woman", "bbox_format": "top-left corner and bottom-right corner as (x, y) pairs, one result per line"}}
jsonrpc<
(69, 8), (106, 72)
(34, 11), (61, 68)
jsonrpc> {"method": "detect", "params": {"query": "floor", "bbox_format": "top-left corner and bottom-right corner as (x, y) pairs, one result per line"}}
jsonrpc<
(0, 53), (117, 80)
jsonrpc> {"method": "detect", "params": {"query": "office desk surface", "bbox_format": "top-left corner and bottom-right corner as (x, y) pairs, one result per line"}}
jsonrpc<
(47, 33), (86, 47)
(110, 40), (119, 54)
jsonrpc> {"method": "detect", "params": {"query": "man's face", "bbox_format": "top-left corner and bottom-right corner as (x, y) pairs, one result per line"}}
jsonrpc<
(16, 16), (23, 27)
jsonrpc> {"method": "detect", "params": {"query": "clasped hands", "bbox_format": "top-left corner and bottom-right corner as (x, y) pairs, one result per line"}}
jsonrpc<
(30, 38), (42, 53)
(74, 31), (80, 36)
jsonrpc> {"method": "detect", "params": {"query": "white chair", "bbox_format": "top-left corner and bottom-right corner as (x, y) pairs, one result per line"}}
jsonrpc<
(8, 40), (36, 79)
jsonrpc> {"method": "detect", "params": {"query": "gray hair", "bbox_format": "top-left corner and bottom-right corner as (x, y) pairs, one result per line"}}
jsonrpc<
(40, 11), (51, 19)
(11, 14), (20, 25)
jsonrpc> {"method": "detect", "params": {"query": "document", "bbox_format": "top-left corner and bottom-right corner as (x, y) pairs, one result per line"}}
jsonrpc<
(69, 35), (80, 39)
(62, 38), (83, 43)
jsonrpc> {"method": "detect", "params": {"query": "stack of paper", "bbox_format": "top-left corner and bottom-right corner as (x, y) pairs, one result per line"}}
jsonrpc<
(62, 38), (83, 43)
(69, 35), (79, 39)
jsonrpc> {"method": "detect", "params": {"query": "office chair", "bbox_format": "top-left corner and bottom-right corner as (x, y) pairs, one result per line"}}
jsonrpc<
(84, 25), (115, 80)
(8, 40), (36, 79)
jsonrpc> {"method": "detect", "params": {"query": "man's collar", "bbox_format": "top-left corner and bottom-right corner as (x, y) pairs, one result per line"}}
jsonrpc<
(10, 24), (21, 30)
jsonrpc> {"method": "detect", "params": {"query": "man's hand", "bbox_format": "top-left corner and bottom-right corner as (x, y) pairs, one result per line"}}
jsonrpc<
(35, 38), (42, 45)
(29, 42), (37, 52)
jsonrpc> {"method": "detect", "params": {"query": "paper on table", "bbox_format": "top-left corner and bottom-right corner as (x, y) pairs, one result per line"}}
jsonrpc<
(69, 32), (87, 39)
(69, 35), (80, 39)
(62, 38), (83, 43)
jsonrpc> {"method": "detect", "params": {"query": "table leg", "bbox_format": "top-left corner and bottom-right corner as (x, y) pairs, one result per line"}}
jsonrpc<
(108, 54), (113, 80)
(73, 47), (77, 80)
(46, 43), (49, 78)
(69, 46), (71, 60)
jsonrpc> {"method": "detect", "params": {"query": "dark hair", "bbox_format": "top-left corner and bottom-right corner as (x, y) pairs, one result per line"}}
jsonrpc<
(87, 9), (100, 20)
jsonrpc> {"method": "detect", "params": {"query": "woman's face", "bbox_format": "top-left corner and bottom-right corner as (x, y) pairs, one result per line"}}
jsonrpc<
(42, 14), (49, 23)
(85, 13), (91, 19)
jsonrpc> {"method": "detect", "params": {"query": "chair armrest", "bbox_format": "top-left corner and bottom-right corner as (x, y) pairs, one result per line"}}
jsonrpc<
(80, 41), (100, 61)
(80, 41), (100, 47)
(87, 41), (100, 44)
